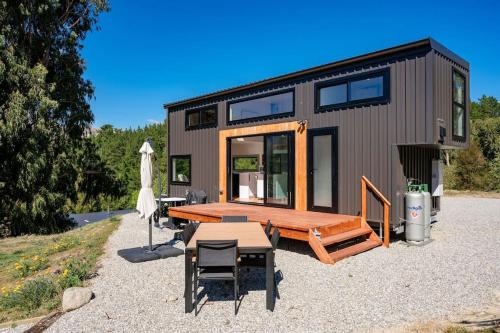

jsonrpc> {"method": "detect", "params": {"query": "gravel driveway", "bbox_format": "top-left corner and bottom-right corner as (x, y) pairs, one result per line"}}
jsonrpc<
(46, 196), (500, 332)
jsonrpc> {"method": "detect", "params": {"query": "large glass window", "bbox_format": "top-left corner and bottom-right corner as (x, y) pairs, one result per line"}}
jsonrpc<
(319, 84), (347, 106)
(316, 69), (389, 111)
(170, 155), (191, 184)
(452, 70), (466, 140)
(350, 75), (384, 101)
(185, 106), (217, 129)
(228, 90), (294, 123)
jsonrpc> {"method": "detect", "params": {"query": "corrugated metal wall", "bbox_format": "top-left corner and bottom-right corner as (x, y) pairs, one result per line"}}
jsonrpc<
(168, 107), (219, 202)
(433, 51), (470, 148)
(167, 47), (468, 224)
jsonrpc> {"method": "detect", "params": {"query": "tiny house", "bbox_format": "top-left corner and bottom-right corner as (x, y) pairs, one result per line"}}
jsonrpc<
(164, 38), (469, 232)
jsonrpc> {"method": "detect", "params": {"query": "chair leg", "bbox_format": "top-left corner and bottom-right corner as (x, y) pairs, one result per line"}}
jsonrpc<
(193, 269), (198, 316)
(235, 267), (239, 315)
(234, 278), (237, 315)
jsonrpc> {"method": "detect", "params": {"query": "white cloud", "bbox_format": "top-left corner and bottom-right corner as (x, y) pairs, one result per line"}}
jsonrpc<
(147, 119), (161, 125)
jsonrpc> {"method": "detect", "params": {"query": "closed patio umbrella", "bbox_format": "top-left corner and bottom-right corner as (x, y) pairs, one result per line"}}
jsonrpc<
(116, 139), (184, 262)
(137, 140), (157, 251)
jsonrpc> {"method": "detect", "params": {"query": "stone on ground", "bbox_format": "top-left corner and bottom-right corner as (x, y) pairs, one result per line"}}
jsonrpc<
(62, 287), (93, 312)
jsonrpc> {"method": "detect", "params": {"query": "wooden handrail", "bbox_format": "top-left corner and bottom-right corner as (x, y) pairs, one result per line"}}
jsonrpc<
(361, 176), (391, 248)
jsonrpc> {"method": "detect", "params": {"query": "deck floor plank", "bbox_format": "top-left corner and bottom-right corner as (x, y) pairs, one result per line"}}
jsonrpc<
(168, 203), (359, 232)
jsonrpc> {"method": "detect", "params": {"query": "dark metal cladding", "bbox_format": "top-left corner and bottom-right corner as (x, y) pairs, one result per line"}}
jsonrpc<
(165, 38), (469, 226)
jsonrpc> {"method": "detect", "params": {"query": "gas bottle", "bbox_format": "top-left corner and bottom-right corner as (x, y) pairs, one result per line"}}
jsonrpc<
(405, 191), (425, 244)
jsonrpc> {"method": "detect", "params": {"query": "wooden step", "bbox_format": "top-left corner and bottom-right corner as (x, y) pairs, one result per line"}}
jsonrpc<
(316, 217), (361, 235)
(320, 227), (373, 246)
(329, 239), (382, 263)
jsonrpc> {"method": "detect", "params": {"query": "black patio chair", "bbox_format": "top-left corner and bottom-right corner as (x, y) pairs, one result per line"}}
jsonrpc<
(221, 215), (248, 223)
(194, 240), (239, 315)
(241, 228), (280, 266)
(264, 220), (272, 239)
(181, 222), (199, 246)
(182, 222), (199, 298)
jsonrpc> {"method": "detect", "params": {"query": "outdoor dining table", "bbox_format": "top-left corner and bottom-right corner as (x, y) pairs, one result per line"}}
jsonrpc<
(184, 222), (275, 312)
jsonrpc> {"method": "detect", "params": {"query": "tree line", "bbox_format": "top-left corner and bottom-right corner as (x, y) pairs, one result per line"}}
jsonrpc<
(444, 95), (500, 191)
(68, 123), (167, 213)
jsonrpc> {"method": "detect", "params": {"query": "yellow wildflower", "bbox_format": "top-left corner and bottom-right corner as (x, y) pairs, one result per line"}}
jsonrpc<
(33, 255), (39, 261)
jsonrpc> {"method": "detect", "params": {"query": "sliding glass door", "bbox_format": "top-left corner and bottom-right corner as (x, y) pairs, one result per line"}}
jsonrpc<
(264, 133), (293, 207)
(227, 132), (294, 208)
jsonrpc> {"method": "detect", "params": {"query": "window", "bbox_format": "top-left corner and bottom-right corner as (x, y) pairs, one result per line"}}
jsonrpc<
(319, 84), (347, 106)
(316, 69), (390, 111)
(232, 156), (259, 172)
(452, 70), (466, 140)
(170, 155), (191, 185)
(185, 105), (217, 129)
(228, 90), (294, 124)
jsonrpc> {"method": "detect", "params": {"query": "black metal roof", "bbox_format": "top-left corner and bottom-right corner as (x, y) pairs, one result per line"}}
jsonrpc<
(164, 37), (468, 110)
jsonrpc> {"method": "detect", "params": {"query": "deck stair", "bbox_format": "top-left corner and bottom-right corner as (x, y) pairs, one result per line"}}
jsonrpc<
(308, 217), (382, 264)
(307, 176), (391, 264)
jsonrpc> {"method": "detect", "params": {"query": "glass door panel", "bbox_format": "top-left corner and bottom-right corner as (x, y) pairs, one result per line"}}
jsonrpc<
(313, 135), (332, 207)
(307, 128), (338, 212)
(265, 134), (292, 206)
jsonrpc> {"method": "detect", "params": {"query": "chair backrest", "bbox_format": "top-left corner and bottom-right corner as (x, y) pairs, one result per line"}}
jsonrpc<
(221, 215), (248, 223)
(182, 222), (198, 245)
(271, 228), (280, 251)
(264, 220), (272, 238)
(196, 240), (238, 267)
(185, 190), (207, 205)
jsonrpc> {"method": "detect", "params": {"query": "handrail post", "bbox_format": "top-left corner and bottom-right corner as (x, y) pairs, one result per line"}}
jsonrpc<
(361, 176), (390, 248)
(383, 203), (390, 248)
(361, 178), (367, 222)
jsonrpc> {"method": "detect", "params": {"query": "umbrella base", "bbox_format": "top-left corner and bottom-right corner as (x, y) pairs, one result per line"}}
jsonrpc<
(117, 244), (183, 263)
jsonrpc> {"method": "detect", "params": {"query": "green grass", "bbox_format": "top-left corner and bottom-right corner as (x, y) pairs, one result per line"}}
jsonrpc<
(0, 216), (120, 323)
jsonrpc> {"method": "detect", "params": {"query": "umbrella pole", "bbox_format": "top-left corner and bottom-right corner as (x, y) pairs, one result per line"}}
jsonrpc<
(148, 216), (153, 252)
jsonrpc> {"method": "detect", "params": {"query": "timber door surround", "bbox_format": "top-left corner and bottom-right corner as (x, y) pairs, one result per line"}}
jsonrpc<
(219, 121), (307, 210)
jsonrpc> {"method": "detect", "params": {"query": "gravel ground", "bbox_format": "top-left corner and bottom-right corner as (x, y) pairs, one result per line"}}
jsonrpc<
(44, 196), (500, 333)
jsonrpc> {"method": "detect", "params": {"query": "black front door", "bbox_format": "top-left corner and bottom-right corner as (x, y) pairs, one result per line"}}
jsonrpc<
(307, 127), (338, 213)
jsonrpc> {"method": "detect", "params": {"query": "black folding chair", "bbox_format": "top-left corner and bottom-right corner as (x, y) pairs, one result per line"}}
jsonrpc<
(221, 215), (248, 223)
(182, 222), (199, 298)
(181, 222), (199, 246)
(241, 228), (280, 266)
(264, 220), (272, 239)
(194, 240), (239, 315)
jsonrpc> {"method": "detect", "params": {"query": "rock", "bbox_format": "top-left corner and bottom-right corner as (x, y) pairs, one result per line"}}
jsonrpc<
(62, 287), (93, 312)
(165, 295), (178, 302)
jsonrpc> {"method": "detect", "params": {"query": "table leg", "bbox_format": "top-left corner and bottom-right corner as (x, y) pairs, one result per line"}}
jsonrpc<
(265, 249), (275, 311)
(185, 250), (193, 313)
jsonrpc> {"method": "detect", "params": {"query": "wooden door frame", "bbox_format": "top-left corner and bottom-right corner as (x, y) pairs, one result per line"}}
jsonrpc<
(219, 121), (307, 211)
(307, 127), (339, 213)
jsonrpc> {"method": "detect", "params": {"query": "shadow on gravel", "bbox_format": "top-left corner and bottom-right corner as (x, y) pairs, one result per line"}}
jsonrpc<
(194, 269), (284, 313)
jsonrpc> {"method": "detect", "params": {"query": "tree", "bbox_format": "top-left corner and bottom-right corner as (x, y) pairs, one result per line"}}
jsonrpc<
(0, 1), (110, 235)
(471, 95), (500, 120)
(453, 141), (488, 191)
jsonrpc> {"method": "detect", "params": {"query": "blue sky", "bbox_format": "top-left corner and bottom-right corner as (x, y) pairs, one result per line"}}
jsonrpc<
(83, 0), (500, 128)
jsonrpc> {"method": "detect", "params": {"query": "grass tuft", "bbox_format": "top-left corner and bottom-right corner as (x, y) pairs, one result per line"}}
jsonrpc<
(0, 216), (120, 323)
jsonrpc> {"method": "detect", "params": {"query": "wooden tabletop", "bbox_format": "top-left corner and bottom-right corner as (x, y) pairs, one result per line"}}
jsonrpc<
(186, 223), (272, 251)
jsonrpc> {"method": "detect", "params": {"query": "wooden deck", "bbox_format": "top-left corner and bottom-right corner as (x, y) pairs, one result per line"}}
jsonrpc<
(168, 203), (360, 241)
(169, 203), (383, 264)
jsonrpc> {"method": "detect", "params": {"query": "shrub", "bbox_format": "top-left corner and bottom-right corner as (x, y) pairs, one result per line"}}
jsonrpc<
(0, 278), (57, 313)
(453, 141), (489, 190)
(58, 258), (90, 290)
(13, 255), (49, 278)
